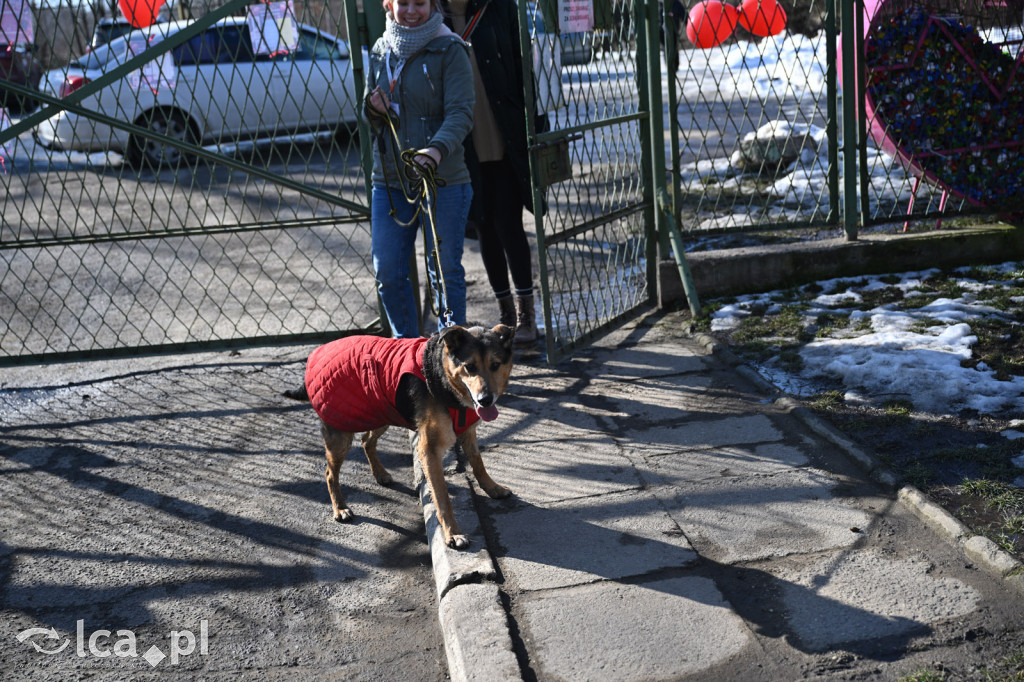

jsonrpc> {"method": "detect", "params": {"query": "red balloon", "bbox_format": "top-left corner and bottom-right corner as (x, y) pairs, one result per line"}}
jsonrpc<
(686, 1), (740, 49)
(738, 0), (788, 37)
(117, 0), (165, 28)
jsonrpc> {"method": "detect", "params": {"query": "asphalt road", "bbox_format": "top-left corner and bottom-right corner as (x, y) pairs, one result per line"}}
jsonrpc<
(0, 346), (449, 680)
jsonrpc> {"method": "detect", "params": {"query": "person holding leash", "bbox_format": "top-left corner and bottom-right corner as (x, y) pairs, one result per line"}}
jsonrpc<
(365, 0), (475, 338)
(444, 0), (545, 346)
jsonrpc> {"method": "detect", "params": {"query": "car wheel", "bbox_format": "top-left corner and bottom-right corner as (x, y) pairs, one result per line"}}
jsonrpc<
(127, 108), (197, 169)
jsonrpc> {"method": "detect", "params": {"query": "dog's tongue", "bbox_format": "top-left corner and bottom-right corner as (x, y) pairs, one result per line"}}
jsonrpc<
(476, 404), (499, 422)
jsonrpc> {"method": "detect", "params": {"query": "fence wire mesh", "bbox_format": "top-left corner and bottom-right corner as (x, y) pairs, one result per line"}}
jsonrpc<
(1, 0), (377, 361)
(530, 0), (653, 359)
(670, 0), (839, 237)
(2, 0), (1023, 364)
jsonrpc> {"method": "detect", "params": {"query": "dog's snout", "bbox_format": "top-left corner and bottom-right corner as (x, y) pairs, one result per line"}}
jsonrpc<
(476, 393), (496, 408)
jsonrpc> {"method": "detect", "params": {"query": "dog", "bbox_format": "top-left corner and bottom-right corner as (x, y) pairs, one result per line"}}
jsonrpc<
(285, 324), (515, 549)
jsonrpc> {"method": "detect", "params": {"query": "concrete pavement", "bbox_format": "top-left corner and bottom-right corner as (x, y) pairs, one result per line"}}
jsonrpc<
(416, 311), (1024, 681)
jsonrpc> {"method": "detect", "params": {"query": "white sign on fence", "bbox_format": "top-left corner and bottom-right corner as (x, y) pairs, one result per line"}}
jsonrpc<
(557, 0), (593, 33)
(126, 36), (177, 93)
(247, 1), (298, 56)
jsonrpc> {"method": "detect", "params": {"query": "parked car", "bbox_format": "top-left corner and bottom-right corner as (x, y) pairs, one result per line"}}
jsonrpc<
(0, 42), (42, 114)
(34, 17), (359, 167)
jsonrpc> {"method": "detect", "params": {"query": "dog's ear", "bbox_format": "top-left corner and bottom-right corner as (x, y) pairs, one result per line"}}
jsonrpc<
(440, 325), (472, 355)
(492, 324), (515, 350)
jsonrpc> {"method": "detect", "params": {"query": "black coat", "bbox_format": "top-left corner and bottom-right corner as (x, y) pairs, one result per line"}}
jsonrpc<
(445, 0), (549, 217)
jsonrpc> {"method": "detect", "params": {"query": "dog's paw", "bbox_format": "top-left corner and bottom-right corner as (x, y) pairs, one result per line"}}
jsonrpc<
(333, 508), (355, 523)
(373, 470), (394, 486)
(447, 534), (470, 550)
(484, 483), (512, 499)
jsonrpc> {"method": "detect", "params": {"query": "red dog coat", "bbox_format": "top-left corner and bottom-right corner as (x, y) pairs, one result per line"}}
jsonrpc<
(305, 335), (480, 435)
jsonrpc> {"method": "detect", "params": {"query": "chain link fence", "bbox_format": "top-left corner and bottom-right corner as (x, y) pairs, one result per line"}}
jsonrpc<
(669, 0), (1024, 243)
(2, 0), (1023, 364)
(1, 0), (376, 363)
(529, 0), (655, 360)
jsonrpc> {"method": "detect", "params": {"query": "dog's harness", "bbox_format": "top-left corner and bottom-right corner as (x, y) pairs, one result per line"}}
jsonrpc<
(306, 335), (480, 435)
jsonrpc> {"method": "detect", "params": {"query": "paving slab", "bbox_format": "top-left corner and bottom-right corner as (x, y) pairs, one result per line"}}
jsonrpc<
(473, 427), (642, 506)
(569, 343), (711, 380)
(636, 442), (811, 486)
(777, 549), (982, 652)
(489, 488), (697, 590)
(664, 468), (873, 564)
(626, 413), (786, 457)
(516, 576), (751, 681)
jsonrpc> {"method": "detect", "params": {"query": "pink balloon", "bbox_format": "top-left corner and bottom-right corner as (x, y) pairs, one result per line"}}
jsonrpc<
(738, 0), (788, 37)
(686, 1), (740, 49)
(118, 0), (165, 28)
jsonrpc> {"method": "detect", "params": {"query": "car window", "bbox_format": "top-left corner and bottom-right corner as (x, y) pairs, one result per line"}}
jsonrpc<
(291, 29), (343, 61)
(174, 25), (261, 65)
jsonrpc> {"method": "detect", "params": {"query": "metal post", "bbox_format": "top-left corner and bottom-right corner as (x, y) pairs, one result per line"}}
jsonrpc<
(643, 0), (700, 315)
(840, 0), (861, 240)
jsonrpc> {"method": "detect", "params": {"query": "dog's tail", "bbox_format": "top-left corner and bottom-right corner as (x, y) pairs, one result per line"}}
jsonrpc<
(283, 385), (309, 402)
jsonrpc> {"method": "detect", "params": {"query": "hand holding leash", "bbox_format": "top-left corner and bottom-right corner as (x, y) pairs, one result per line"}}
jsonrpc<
(403, 147), (441, 182)
(364, 87), (398, 132)
(366, 86), (391, 117)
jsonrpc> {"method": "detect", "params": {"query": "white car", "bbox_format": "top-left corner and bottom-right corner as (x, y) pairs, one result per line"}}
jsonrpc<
(35, 17), (358, 167)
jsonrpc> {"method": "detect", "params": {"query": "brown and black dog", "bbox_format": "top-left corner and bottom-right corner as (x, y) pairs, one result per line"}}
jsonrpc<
(285, 324), (514, 549)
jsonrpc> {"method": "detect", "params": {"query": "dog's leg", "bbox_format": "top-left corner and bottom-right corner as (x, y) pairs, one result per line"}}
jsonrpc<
(322, 422), (356, 522)
(459, 427), (511, 499)
(361, 426), (394, 486)
(417, 418), (468, 549)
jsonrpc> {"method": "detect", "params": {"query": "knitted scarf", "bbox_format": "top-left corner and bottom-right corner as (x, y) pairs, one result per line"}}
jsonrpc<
(383, 11), (445, 59)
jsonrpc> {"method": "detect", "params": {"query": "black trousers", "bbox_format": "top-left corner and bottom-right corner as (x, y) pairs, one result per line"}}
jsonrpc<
(477, 157), (534, 298)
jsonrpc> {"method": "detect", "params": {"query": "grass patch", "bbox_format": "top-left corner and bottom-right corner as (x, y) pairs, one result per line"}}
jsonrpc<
(883, 399), (914, 418)
(979, 648), (1024, 681)
(950, 479), (1024, 557)
(730, 304), (808, 345)
(808, 390), (844, 410)
(856, 286), (905, 308)
(963, 317), (1024, 380)
(904, 460), (937, 488)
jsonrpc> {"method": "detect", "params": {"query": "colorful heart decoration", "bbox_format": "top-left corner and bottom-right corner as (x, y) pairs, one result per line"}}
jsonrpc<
(117, 0), (165, 28)
(686, 1), (740, 49)
(860, 1), (1024, 205)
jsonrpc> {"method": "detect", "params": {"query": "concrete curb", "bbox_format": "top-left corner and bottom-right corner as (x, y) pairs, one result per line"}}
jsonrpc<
(690, 332), (1024, 597)
(412, 445), (523, 682)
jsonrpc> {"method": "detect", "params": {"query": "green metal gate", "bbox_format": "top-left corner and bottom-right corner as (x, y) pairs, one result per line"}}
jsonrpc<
(524, 0), (672, 362)
(0, 0), (378, 365)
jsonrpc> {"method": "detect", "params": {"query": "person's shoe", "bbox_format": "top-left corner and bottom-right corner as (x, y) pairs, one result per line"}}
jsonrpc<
(497, 295), (517, 329)
(514, 295), (537, 345)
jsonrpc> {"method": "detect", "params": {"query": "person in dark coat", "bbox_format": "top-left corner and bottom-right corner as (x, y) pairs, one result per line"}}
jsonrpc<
(444, 0), (546, 345)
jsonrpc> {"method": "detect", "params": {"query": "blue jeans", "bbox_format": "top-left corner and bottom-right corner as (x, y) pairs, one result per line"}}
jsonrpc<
(371, 183), (472, 338)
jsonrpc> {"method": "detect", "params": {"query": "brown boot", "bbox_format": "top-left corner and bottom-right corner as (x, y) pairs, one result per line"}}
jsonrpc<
(497, 295), (517, 329)
(514, 295), (537, 345)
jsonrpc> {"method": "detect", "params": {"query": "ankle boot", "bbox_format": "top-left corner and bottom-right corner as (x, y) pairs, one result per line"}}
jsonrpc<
(514, 295), (537, 345)
(497, 295), (517, 329)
